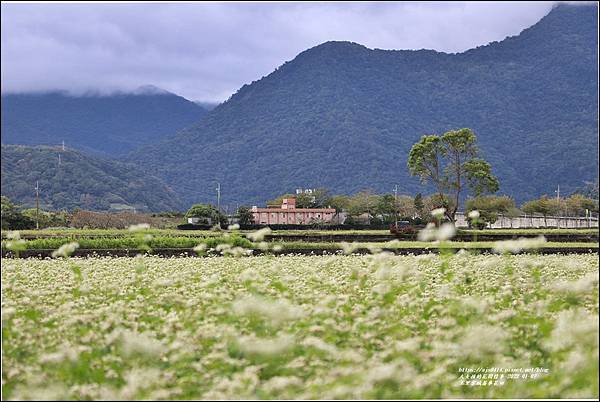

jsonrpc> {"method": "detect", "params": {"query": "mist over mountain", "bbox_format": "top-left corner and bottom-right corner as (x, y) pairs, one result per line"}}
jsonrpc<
(129, 3), (598, 208)
(1, 88), (208, 156)
(1, 144), (183, 212)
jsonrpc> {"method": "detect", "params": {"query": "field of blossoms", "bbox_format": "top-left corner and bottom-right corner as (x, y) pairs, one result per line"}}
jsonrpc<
(2, 252), (598, 400)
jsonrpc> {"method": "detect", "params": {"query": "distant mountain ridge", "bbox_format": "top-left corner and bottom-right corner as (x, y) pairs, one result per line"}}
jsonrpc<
(1, 144), (183, 211)
(129, 3), (598, 207)
(1, 88), (208, 156)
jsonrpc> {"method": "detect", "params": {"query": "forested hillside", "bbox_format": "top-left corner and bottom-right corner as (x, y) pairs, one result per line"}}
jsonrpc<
(1, 87), (207, 156)
(1, 145), (183, 211)
(130, 4), (598, 207)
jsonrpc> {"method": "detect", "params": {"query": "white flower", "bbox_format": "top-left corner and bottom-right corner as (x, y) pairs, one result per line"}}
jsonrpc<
(236, 334), (294, 357)
(193, 243), (207, 253)
(51, 242), (79, 258)
(493, 236), (547, 254)
(232, 295), (303, 323)
(246, 227), (272, 242)
(128, 223), (151, 232)
(436, 223), (456, 241)
(468, 210), (480, 219)
(417, 222), (437, 241)
(6, 231), (21, 240)
(431, 207), (446, 218)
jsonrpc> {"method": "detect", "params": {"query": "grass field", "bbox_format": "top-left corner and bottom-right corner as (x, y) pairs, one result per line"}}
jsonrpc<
(2, 227), (598, 239)
(2, 236), (598, 253)
(2, 253), (598, 399)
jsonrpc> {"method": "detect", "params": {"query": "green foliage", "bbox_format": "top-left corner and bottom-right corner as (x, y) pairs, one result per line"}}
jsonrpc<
(1, 91), (207, 156)
(236, 206), (255, 225)
(1, 145), (183, 212)
(1, 196), (35, 230)
(185, 203), (226, 225)
(21, 208), (70, 229)
(465, 195), (516, 227)
(408, 128), (499, 221)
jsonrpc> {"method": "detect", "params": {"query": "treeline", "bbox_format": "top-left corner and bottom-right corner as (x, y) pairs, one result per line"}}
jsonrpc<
(1, 196), (183, 230)
(264, 188), (599, 227)
(2, 189), (598, 231)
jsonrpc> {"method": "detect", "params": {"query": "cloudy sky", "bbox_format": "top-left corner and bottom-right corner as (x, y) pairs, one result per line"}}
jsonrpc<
(1, 1), (560, 102)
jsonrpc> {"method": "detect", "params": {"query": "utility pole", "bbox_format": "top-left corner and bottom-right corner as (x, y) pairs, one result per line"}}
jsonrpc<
(216, 182), (221, 212)
(393, 184), (399, 225)
(35, 181), (40, 230)
(62, 140), (65, 151)
(555, 185), (560, 202)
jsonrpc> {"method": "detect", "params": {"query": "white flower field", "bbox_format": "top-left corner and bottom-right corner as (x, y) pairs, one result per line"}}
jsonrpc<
(1, 252), (598, 399)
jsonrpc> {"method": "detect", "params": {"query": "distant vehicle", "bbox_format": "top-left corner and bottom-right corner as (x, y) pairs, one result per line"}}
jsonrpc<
(390, 221), (423, 235)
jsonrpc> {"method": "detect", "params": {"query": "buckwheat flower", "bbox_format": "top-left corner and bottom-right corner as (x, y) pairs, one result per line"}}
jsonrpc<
(493, 236), (547, 254)
(431, 207), (446, 218)
(551, 272), (599, 294)
(436, 223), (456, 241)
(1, 306), (16, 322)
(193, 243), (207, 253)
(262, 376), (303, 393)
(460, 324), (508, 359)
(232, 295), (303, 323)
(216, 243), (231, 253)
(227, 224), (240, 230)
(51, 242), (79, 258)
(119, 330), (163, 357)
(223, 246), (252, 257)
(339, 241), (359, 255)
(246, 227), (272, 242)
(468, 210), (480, 219)
(6, 231), (21, 240)
(545, 308), (599, 351)
(5, 238), (26, 252)
(250, 241), (267, 251)
(236, 334), (294, 357)
(417, 222), (437, 241)
(128, 223), (150, 232)
(302, 336), (338, 355)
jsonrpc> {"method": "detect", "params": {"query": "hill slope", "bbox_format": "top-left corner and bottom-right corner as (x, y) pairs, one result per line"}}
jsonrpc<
(1, 87), (207, 156)
(1, 145), (183, 211)
(131, 3), (598, 207)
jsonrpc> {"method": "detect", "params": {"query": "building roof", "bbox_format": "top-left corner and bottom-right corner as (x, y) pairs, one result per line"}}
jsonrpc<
(252, 208), (336, 213)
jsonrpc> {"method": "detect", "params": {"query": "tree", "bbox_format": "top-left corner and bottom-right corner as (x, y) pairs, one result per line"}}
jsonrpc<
(408, 128), (499, 221)
(465, 195), (515, 228)
(185, 204), (226, 225)
(521, 195), (562, 227)
(414, 193), (424, 219)
(346, 190), (379, 224)
(564, 194), (598, 216)
(22, 208), (70, 229)
(236, 206), (255, 225)
(1, 196), (35, 230)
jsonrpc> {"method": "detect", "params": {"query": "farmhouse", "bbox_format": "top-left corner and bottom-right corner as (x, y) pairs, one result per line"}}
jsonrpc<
(251, 198), (337, 225)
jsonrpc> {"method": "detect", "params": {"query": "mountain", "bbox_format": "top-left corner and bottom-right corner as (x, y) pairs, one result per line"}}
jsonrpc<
(1, 88), (207, 156)
(130, 3), (598, 208)
(1, 144), (183, 211)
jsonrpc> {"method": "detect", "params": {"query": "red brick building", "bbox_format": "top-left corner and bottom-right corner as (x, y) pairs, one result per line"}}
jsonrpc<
(251, 198), (337, 225)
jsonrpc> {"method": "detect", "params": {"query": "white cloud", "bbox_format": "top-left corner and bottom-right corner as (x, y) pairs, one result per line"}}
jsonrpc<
(1, 2), (557, 102)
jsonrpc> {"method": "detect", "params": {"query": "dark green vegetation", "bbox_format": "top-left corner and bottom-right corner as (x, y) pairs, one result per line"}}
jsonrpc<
(185, 204), (228, 225)
(129, 4), (597, 207)
(408, 128), (499, 221)
(1, 87), (207, 156)
(1, 145), (183, 212)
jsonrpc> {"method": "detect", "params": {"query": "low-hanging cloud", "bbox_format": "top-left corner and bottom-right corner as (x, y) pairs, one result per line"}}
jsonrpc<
(1, 2), (558, 102)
